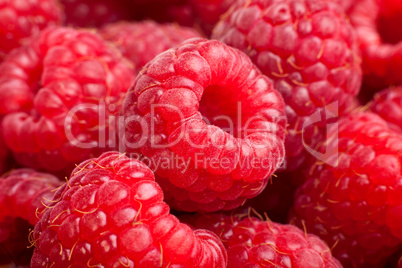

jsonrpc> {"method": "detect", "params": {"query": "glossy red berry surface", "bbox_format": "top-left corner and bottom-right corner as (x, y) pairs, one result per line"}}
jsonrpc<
(370, 86), (402, 133)
(291, 112), (402, 267)
(0, 27), (135, 174)
(213, 0), (362, 171)
(0, 0), (62, 60)
(0, 168), (61, 225)
(100, 21), (202, 73)
(121, 38), (287, 212)
(31, 151), (227, 267)
(347, 0), (402, 90)
(182, 212), (342, 268)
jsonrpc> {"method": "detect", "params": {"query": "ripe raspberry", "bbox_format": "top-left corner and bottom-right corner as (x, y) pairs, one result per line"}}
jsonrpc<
(0, 168), (62, 225)
(213, 0), (362, 171)
(0, 27), (135, 174)
(189, 0), (234, 36)
(370, 86), (402, 133)
(99, 21), (202, 73)
(0, 0), (62, 61)
(347, 0), (402, 91)
(121, 38), (287, 212)
(0, 169), (61, 267)
(30, 151), (227, 267)
(60, 0), (135, 28)
(182, 212), (342, 267)
(291, 112), (402, 267)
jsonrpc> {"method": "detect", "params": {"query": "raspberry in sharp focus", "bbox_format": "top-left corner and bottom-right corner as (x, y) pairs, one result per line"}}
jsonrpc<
(99, 21), (202, 74)
(212, 0), (362, 172)
(121, 38), (287, 212)
(370, 85), (402, 133)
(0, 26), (135, 174)
(0, 0), (62, 61)
(347, 0), (402, 91)
(30, 151), (227, 267)
(181, 212), (342, 268)
(290, 112), (402, 267)
(60, 0), (136, 28)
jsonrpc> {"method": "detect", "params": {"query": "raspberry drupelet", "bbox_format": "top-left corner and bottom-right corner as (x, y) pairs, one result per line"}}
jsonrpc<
(0, 0), (62, 61)
(291, 112), (402, 267)
(181, 211), (342, 268)
(121, 38), (287, 212)
(99, 21), (202, 73)
(0, 27), (135, 174)
(30, 152), (227, 267)
(347, 0), (402, 91)
(212, 0), (362, 172)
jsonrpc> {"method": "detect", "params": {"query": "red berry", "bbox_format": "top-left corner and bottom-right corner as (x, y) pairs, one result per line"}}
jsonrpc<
(213, 0), (362, 171)
(182, 212), (342, 268)
(0, 27), (135, 174)
(121, 38), (287, 212)
(30, 151), (227, 267)
(291, 112), (402, 267)
(0, 168), (61, 225)
(60, 0), (135, 28)
(0, 0), (62, 60)
(370, 86), (402, 133)
(99, 21), (202, 73)
(347, 0), (402, 90)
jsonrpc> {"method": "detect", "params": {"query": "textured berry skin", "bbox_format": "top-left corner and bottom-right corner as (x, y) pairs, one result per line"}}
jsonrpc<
(213, 0), (362, 171)
(100, 21), (202, 73)
(370, 86), (402, 133)
(121, 38), (287, 212)
(0, 0), (62, 60)
(60, 0), (135, 28)
(0, 168), (61, 225)
(0, 27), (135, 174)
(182, 212), (342, 268)
(0, 169), (61, 267)
(347, 0), (402, 90)
(291, 112), (402, 267)
(31, 152), (227, 267)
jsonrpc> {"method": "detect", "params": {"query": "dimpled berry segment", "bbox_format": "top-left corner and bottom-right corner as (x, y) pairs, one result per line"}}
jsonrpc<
(370, 86), (402, 133)
(0, 0), (62, 60)
(213, 0), (362, 171)
(291, 112), (402, 267)
(0, 27), (135, 174)
(100, 21), (202, 73)
(0, 169), (61, 226)
(30, 152), (227, 267)
(60, 0), (135, 28)
(347, 0), (402, 90)
(182, 212), (342, 268)
(121, 38), (287, 212)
